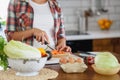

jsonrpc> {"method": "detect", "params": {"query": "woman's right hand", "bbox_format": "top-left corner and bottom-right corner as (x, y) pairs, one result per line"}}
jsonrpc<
(32, 28), (49, 44)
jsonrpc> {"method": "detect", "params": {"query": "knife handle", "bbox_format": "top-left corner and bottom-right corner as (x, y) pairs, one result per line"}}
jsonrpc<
(33, 36), (48, 45)
(44, 41), (48, 45)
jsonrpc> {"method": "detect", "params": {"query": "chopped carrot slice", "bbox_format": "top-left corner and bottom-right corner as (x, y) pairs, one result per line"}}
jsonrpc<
(51, 50), (65, 55)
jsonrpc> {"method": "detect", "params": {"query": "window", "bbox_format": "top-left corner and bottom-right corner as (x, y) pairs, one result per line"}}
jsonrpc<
(0, 0), (10, 20)
(0, 0), (10, 38)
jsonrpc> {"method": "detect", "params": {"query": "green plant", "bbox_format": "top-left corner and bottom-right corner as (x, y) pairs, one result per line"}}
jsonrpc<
(0, 36), (8, 70)
(0, 17), (6, 25)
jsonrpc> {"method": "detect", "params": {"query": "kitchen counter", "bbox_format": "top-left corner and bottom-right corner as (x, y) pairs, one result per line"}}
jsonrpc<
(66, 30), (120, 41)
(45, 53), (120, 80)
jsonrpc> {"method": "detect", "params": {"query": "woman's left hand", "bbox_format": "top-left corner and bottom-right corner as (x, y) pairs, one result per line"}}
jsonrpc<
(57, 45), (71, 52)
(56, 38), (71, 52)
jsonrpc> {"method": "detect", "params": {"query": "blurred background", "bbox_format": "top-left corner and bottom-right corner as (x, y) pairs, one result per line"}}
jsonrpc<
(0, 0), (120, 53)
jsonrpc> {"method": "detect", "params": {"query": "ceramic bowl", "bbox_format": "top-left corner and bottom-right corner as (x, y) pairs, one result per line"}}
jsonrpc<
(7, 57), (47, 76)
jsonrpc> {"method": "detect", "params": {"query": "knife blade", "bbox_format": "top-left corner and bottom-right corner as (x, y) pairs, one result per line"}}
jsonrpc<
(76, 51), (96, 58)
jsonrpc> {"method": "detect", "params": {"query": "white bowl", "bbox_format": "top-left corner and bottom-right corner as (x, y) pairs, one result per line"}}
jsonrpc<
(8, 57), (47, 76)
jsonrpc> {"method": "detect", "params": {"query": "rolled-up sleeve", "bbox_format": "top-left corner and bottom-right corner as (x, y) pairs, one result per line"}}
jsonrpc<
(5, 0), (17, 41)
(56, 0), (66, 40)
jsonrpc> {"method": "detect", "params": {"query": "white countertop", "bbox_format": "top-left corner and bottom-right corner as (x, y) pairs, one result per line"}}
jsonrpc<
(66, 30), (120, 41)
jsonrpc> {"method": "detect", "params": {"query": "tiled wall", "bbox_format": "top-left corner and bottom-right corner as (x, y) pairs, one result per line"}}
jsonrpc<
(59, 0), (120, 34)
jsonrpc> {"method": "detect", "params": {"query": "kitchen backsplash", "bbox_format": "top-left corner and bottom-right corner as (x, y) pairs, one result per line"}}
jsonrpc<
(59, 0), (120, 34)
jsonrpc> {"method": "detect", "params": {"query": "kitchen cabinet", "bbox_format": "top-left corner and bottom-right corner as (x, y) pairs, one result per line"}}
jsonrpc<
(93, 38), (113, 52)
(66, 38), (120, 53)
(93, 38), (120, 53)
(112, 38), (120, 53)
(67, 40), (93, 53)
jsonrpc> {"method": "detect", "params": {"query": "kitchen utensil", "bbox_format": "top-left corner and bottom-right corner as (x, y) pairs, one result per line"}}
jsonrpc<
(8, 57), (48, 76)
(44, 41), (54, 50)
(77, 51), (96, 58)
(33, 36), (55, 50)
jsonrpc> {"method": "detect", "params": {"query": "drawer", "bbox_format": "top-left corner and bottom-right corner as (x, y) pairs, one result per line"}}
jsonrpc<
(114, 45), (120, 53)
(111, 38), (120, 45)
(93, 46), (113, 52)
(93, 39), (112, 46)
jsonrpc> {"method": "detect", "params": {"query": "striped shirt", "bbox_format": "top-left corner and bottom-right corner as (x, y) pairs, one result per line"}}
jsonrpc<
(5, 0), (65, 45)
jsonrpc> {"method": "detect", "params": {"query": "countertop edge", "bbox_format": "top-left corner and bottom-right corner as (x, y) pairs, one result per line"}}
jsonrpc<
(66, 31), (120, 41)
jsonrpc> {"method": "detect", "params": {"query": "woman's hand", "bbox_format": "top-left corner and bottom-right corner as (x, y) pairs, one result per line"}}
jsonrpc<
(32, 28), (49, 44)
(56, 38), (71, 52)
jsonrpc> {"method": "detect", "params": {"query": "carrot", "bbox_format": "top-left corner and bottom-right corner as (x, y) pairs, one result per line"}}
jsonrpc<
(51, 50), (65, 55)
(51, 50), (58, 55)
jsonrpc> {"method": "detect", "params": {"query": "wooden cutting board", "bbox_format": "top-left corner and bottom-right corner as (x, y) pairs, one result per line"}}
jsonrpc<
(0, 68), (58, 80)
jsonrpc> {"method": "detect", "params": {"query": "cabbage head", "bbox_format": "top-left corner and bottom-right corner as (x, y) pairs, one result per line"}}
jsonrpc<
(4, 40), (41, 59)
(95, 52), (119, 69)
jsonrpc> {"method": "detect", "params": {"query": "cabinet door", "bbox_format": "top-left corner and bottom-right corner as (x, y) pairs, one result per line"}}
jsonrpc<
(114, 45), (120, 53)
(112, 38), (120, 53)
(93, 39), (113, 52)
(93, 45), (113, 52)
(67, 40), (92, 52)
(93, 39), (112, 46)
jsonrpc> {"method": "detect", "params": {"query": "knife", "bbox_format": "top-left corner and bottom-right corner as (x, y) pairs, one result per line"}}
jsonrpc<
(33, 36), (54, 50)
(77, 51), (96, 58)
(44, 41), (54, 50)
